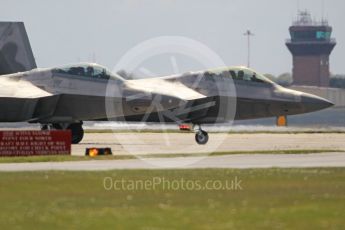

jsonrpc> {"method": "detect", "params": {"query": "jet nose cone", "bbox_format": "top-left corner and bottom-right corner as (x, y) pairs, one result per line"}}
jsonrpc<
(301, 93), (334, 113)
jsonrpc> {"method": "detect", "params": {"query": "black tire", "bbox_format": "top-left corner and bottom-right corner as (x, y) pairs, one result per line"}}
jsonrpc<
(41, 124), (62, 130)
(195, 130), (209, 145)
(52, 123), (63, 130)
(67, 123), (84, 144)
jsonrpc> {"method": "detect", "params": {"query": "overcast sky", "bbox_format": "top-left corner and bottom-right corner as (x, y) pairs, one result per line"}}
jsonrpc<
(1, 0), (344, 76)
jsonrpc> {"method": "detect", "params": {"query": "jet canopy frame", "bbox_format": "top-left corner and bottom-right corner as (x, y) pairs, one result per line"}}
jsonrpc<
(53, 63), (123, 81)
(202, 66), (275, 85)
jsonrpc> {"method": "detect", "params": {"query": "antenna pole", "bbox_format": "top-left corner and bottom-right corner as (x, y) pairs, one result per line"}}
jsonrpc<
(243, 30), (254, 68)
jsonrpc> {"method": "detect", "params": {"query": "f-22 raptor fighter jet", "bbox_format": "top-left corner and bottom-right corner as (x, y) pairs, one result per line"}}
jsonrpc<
(0, 22), (333, 144)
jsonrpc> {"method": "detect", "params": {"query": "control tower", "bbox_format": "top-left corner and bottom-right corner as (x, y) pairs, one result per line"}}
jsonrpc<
(286, 11), (336, 87)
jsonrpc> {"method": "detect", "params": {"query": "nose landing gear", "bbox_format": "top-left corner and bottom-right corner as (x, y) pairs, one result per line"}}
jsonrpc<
(194, 125), (209, 145)
(195, 129), (209, 145)
(179, 124), (209, 145)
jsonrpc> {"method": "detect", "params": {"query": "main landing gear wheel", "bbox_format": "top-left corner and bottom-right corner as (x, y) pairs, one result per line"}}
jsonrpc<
(67, 123), (84, 144)
(195, 130), (209, 145)
(40, 122), (84, 144)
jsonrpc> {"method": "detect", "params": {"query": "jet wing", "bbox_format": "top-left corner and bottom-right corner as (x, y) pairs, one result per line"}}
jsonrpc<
(0, 76), (57, 122)
(0, 76), (51, 98)
(124, 78), (206, 102)
(122, 78), (214, 121)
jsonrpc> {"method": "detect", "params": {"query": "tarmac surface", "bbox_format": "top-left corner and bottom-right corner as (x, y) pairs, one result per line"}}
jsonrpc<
(72, 132), (345, 156)
(0, 132), (344, 171)
(0, 153), (344, 171)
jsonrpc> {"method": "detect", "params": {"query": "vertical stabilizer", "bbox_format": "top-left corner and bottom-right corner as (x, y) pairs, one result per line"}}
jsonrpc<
(0, 22), (37, 75)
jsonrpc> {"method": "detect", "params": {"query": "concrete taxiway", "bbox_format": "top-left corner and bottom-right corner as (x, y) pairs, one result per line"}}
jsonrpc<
(0, 132), (344, 171)
(0, 153), (344, 171)
(72, 132), (345, 156)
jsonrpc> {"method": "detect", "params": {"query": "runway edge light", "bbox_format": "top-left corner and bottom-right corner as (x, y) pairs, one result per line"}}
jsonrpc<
(85, 148), (113, 157)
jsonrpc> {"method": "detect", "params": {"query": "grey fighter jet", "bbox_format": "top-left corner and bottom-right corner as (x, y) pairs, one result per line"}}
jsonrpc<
(0, 22), (333, 144)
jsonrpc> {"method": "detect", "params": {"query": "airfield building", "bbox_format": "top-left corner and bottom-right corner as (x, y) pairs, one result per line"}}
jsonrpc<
(286, 11), (336, 87)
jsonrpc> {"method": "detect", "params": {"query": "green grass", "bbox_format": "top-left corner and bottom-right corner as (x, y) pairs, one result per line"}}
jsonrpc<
(0, 149), (341, 164)
(0, 168), (344, 229)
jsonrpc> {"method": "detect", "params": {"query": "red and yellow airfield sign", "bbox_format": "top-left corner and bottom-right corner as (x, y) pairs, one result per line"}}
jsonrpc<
(0, 131), (71, 157)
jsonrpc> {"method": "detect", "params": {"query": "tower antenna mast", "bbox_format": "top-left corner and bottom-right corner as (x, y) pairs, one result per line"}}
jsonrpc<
(321, 0), (325, 20)
(243, 30), (254, 68)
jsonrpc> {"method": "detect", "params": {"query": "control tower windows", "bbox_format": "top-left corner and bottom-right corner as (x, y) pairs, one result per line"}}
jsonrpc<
(291, 30), (332, 41)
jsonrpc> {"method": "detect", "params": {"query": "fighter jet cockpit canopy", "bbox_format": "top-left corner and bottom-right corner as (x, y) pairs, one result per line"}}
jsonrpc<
(52, 63), (124, 81)
(204, 66), (275, 85)
(229, 67), (275, 84)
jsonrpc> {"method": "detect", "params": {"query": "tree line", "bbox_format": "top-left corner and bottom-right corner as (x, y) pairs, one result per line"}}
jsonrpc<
(264, 73), (345, 89)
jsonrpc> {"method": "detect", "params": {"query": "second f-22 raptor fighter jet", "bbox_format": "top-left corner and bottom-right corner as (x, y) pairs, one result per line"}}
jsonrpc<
(0, 22), (333, 144)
